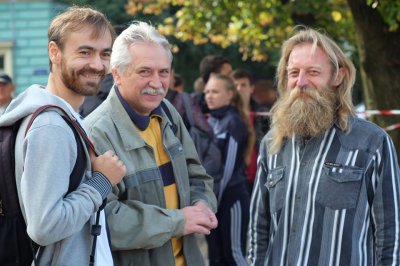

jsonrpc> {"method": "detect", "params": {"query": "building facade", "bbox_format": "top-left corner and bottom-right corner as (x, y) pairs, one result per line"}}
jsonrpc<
(0, 0), (66, 94)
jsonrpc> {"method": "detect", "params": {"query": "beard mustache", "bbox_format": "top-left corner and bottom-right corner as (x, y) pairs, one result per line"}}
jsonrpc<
(60, 57), (106, 96)
(141, 87), (165, 95)
(268, 86), (337, 153)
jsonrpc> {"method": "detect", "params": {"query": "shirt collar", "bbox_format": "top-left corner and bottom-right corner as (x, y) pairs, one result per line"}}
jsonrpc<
(114, 86), (163, 131)
(210, 105), (234, 119)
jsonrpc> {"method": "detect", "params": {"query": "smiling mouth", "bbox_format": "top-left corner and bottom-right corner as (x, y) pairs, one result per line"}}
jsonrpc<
(82, 73), (102, 80)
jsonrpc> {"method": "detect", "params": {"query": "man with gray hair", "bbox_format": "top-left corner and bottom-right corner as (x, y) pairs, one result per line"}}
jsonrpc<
(84, 21), (218, 266)
(248, 27), (400, 265)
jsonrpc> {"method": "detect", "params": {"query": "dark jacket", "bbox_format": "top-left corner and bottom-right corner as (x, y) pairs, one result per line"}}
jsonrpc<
(208, 106), (248, 200)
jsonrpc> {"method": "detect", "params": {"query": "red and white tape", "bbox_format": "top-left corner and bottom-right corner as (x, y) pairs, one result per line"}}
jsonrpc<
(361, 110), (400, 117)
(252, 110), (400, 117)
(251, 110), (400, 132)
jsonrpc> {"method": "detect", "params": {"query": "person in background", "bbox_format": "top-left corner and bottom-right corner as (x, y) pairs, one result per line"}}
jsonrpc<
(205, 74), (251, 266)
(252, 79), (277, 112)
(84, 21), (218, 266)
(193, 77), (205, 95)
(0, 7), (126, 265)
(0, 72), (15, 115)
(231, 69), (258, 191)
(173, 73), (184, 92)
(248, 27), (400, 265)
(165, 69), (212, 136)
(194, 55), (232, 114)
(251, 79), (277, 147)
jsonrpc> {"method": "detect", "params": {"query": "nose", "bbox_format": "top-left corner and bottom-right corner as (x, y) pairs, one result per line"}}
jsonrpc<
(296, 70), (308, 88)
(90, 54), (105, 71)
(148, 73), (163, 88)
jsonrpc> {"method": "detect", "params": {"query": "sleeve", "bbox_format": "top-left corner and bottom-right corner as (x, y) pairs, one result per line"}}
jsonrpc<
(372, 135), (400, 265)
(105, 189), (186, 250)
(20, 115), (104, 246)
(218, 116), (247, 201)
(169, 101), (217, 212)
(218, 134), (238, 201)
(248, 137), (271, 265)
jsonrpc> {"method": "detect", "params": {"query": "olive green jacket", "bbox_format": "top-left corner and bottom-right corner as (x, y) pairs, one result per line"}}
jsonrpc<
(84, 88), (217, 266)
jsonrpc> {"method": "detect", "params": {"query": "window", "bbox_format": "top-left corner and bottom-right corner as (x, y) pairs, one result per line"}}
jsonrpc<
(0, 41), (13, 76)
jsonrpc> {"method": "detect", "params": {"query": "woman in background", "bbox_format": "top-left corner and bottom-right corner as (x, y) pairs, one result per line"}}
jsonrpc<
(204, 74), (253, 266)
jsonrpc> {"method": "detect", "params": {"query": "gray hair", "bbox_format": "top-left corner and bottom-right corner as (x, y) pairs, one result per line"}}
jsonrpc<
(110, 21), (173, 74)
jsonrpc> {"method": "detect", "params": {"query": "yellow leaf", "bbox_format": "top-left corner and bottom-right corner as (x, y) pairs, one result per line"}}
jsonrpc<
(164, 17), (174, 24)
(331, 11), (342, 22)
(259, 12), (274, 26)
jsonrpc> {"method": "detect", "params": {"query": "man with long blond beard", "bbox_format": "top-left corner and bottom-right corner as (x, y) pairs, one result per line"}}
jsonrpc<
(248, 27), (400, 266)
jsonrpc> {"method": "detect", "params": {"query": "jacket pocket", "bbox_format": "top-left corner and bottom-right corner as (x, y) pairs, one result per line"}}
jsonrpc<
(123, 169), (164, 205)
(316, 163), (363, 210)
(265, 166), (285, 213)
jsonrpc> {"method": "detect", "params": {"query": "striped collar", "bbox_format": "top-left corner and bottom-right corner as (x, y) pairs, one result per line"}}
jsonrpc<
(114, 86), (163, 131)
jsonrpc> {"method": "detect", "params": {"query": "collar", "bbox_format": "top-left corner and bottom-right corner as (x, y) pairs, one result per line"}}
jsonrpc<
(210, 105), (234, 119)
(115, 86), (163, 131)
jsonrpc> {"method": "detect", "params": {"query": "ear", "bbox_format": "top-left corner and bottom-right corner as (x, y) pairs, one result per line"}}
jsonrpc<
(250, 84), (255, 94)
(332, 67), (345, 87)
(112, 68), (121, 85)
(48, 41), (61, 66)
(228, 89), (235, 103)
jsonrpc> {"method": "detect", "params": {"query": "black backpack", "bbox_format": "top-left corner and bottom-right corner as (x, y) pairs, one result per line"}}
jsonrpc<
(162, 96), (222, 195)
(0, 105), (100, 266)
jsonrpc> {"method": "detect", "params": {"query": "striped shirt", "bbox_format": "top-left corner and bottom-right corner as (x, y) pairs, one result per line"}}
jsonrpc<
(248, 117), (400, 266)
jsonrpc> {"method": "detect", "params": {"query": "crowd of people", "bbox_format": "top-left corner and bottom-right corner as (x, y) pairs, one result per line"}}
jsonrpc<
(0, 5), (399, 266)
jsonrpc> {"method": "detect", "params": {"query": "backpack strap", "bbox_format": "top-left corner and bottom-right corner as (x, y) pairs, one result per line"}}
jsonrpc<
(24, 105), (104, 265)
(25, 105), (97, 155)
(180, 92), (195, 127)
(61, 117), (87, 194)
(161, 101), (178, 134)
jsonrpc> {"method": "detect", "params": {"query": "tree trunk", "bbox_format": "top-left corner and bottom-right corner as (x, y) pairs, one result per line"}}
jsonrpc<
(347, 0), (400, 160)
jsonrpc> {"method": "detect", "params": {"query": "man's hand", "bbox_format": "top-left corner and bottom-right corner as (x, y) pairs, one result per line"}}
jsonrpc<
(90, 149), (126, 186)
(181, 201), (218, 235)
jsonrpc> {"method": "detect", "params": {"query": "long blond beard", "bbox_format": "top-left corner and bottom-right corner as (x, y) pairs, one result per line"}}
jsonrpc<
(268, 86), (337, 154)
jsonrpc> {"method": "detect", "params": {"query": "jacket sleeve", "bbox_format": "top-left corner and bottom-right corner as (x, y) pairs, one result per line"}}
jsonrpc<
(19, 113), (106, 246)
(106, 188), (186, 250)
(371, 135), (400, 265)
(167, 100), (217, 213)
(248, 137), (271, 265)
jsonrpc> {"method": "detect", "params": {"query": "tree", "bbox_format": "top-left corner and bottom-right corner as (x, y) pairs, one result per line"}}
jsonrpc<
(125, 0), (356, 61)
(126, 0), (400, 157)
(347, 0), (400, 156)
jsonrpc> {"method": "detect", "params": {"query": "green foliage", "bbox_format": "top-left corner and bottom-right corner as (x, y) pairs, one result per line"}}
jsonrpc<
(60, 0), (154, 25)
(125, 0), (358, 62)
(366, 0), (400, 31)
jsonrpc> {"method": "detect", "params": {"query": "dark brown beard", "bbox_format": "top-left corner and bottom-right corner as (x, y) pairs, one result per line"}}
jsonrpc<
(60, 56), (106, 96)
(268, 86), (336, 153)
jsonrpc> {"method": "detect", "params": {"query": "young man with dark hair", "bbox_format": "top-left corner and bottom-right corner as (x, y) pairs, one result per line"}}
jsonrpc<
(0, 7), (126, 265)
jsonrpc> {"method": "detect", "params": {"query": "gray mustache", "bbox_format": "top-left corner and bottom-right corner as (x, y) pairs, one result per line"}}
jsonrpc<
(141, 87), (164, 95)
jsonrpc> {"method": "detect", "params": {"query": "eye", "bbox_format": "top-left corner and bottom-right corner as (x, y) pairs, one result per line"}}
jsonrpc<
(101, 51), (111, 59)
(309, 70), (320, 76)
(79, 50), (90, 56)
(287, 70), (299, 78)
(160, 69), (170, 77)
(139, 69), (151, 76)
